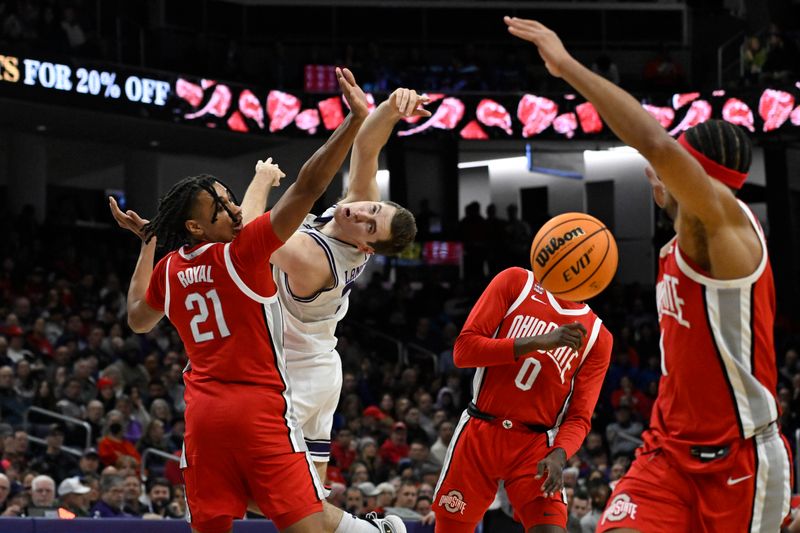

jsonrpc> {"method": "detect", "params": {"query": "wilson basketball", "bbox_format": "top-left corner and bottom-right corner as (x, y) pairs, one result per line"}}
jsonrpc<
(530, 213), (618, 302)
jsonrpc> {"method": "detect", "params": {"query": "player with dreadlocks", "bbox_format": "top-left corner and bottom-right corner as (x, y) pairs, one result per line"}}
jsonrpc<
(505, 16), (790, 533)
(111, 68), (399, 533)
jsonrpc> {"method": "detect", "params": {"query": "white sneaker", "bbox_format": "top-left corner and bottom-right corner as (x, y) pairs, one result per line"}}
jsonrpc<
(365, 513), (407, 533)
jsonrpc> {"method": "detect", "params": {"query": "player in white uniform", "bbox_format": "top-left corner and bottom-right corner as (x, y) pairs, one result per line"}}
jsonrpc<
(241, 87), (430, 481)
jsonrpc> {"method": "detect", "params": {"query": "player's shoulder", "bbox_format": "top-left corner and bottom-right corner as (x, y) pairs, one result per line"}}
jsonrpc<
(494, 266), (532, 285)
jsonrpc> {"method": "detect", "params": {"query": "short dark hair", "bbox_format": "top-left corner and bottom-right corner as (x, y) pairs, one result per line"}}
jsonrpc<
(684, 120), (752, 175)
(368, 201), (417, 256)
(146, 477), (172, 495)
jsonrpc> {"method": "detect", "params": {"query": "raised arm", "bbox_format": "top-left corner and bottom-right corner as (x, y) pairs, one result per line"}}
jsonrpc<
(269, 68), (368, 241)
(504, 17), (739, 227)
(343, 88), (431, 203)
(108, 197), (164, 333)
(240, 157), (286, 226)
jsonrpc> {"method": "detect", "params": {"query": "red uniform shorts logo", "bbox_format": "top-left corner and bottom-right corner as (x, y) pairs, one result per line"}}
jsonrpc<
(438, 490), (467, 515)
(601, 494), (638, 524)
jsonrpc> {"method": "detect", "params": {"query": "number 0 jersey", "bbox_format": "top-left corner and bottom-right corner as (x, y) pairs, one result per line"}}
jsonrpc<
(455, 267), (613, 458)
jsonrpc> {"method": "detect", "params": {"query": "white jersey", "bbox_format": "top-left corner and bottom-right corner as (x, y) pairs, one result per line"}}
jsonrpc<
(274, 206), (371, 364)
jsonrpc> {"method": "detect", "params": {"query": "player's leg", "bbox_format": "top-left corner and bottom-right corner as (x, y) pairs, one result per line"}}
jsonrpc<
(182, 446), (248, 533)
(433, 413), (499, 532)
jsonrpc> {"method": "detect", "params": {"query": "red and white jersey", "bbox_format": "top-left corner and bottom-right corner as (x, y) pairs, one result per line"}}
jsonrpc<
(145, 212), (305, 451)
(454, 267), (613, 458)
(652, 200), (779, 444)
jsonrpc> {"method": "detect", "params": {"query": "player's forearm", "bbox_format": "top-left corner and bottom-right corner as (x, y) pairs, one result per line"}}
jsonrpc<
(558, 58), (671, 160)
(295, 113), (365, 198)
(453, 333), (516, 368)
(240, 173), (273, 226)
(127, 240), (158, 332)
(553, 417), (590, 459)
(349, 102), (401, 187)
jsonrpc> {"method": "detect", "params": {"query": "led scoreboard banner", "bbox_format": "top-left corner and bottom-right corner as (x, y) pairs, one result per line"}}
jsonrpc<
(1, 51), (799, 140)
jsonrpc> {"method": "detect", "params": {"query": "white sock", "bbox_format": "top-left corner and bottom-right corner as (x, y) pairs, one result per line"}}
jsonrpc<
(335, 512), (379, 533)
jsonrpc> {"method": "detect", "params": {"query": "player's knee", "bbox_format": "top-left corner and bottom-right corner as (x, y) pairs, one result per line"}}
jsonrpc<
(434, 513), (479, 533)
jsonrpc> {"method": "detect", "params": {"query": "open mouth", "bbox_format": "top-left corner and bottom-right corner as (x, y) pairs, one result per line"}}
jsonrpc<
(344, 207), (351, 217)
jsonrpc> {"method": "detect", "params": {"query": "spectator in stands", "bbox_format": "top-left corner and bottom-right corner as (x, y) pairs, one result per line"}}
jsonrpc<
(458, 201), (489, 280)
(56, 476), (91, 517)
(59, 7), (86, 51)
(505, 204), (532, 267)
(414, 495), (432, 518)
(407, 441), (439, 480)
(357, 481), (380, 513)
(7, 328), (33, 363)
(568, 489), (591, 533)
(403, 407), (430, 446)
(30, 474), (56, 508)
(380, 421), (410, 467)
(72, 358), (96, 404)
(122, 474), (144, 516)
(90, 474), (132, 518)
(348, 461), (370, 486)
(115, 393), (149, 444)
(28, 424), (78, 482)
(56, 377), (84, 420)
(0, 473), (19, 516)
(344, 485), (365, 516)
(97, 410), (142, 467)
(605, 404), (644, 458)
(84, 400), (105, 444)
(0, 365), (27, 425)
(107, 338), (149, 391)
(430, 420), (454, 467)
(373, 482), (396, 515)
(742, 35), (768, 85)
(144, 477), (181, 518)
(73, 447), (100, 478)
(384, 480), (422, 521)
(762, 26), (797, 82)
(332, 428), (356, 473)
(643, 44), (686, 91)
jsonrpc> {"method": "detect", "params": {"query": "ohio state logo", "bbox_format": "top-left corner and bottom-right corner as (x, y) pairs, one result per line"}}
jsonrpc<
(438, 489), (467, 515)
(601, 494), (638, 524)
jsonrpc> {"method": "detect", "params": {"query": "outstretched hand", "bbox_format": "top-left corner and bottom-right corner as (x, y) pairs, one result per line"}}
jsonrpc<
(389, 88), (432, 118)
(504, 16), (573, 78)
(337, 67), (369, 119)
(109, 196), (149, 241)
(536, 447), (567, 498)
(255, 157), (286, 187)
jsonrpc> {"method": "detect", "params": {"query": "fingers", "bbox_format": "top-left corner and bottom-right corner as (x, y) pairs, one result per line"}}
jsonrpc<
(541, 466), (563, 497)
(341, 67), (356, 86)
(563, 322), (588, 337)
(535, 460), (546, 480)
(398, 89), (411, 115)
(644, 165), (662, 186)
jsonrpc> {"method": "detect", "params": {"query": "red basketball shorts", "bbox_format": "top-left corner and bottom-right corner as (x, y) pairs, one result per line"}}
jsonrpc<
(433, 411), (567, 531)
(597, 426), (792, 533)
(182, 388), (323, 533)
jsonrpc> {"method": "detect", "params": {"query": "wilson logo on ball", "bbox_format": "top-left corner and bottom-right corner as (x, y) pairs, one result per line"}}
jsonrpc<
(534, 227), (585, 267)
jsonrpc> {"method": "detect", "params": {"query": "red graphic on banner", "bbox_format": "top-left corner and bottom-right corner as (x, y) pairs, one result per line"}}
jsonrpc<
(318, 96), (345, 130)
(398, 97), (465, 137)
(553, 112), (578, 138)
(759, 89), (795, 132)
(176, 78), (204, 108)
(791, 105), (800, 126)
(295, 109), (321, 135)
(672, 92), (700, 109)
(517, 95), (558, 138)
(185, 84), (232, 120)
(722, 98), (755, 132)
(576, 102), (602, 133)
(476, 99), (512, 134)
(238, 89), (264, 129)
(267, 90), (301, 132)
(227, 111), (248, 132)
(460, 120), (489, 140)
(668, 100), (711, 136)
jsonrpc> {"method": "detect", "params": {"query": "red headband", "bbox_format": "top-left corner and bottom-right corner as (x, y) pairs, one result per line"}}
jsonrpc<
(677, 133), (747, 190)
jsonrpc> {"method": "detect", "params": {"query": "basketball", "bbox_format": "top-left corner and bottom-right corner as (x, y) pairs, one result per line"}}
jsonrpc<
(530, 213), (618, 302)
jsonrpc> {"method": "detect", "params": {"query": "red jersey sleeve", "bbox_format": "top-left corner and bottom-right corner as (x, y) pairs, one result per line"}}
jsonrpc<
(229, 210), (284, 272)
(144, 254), (169, 312)
(553, 323), (613, 458)
(453, 267), (529, 368)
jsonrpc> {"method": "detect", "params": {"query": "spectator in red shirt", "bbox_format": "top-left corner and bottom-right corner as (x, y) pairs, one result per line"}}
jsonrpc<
(97, 410), (141, 467)
(331, 428), (356, 473)
(610, 376), (650, 421)
(379, 422), (409, 466)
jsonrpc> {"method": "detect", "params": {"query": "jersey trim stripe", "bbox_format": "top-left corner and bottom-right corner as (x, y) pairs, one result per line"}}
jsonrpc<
(260, 302), (304, 453)
(703, 287), (746, 438)
(286, 231), (338, 303)
(223, 243), (277, 304)
(546, 318), (603, 446)
(178, 243), (215, 260)
(705, 285), (777, 438)
(434, 410), (471, 499)
(302, 451), (327, 501)
(504, 270), (533, 318)
(674, 200), (768, 289)
(750, 426), (792, 532)
(164, 256), (172, 319)
(546, 291), (590, 316)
